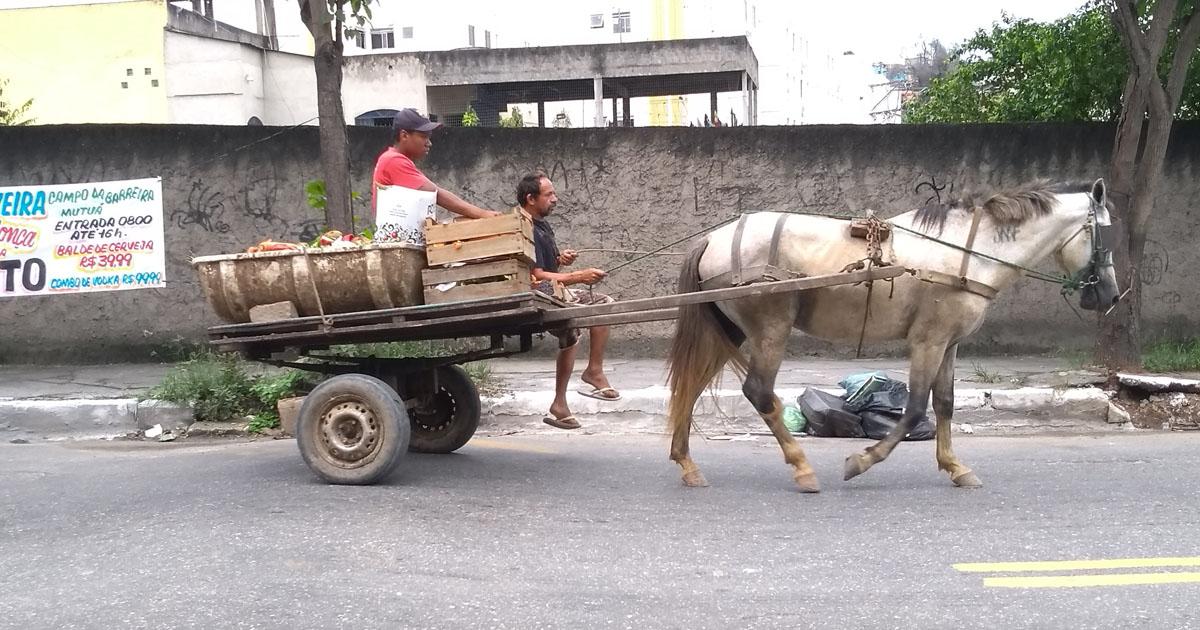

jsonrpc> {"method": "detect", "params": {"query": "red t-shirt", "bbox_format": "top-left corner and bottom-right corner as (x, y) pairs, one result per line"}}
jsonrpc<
(372, 148), (434, 212)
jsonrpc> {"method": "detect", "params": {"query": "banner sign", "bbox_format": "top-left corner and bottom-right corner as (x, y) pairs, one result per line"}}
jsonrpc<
(0, 177), (166, 297)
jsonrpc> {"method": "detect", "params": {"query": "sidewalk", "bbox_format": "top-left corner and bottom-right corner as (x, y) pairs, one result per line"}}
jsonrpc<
(0, 356), (1134, 441)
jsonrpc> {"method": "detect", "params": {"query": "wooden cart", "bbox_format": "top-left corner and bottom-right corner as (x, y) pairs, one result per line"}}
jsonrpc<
(205, 266), (905, 486)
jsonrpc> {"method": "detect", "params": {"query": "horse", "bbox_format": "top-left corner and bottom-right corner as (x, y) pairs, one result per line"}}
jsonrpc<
(665, 178), (1121, 492)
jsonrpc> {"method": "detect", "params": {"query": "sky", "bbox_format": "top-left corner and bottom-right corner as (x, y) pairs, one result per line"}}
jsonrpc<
(797, 0), (1090, 61)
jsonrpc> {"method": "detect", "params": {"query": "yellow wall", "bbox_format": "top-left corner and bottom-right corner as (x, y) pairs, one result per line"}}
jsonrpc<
(648, 0), (684, 126)
(0, 1), (169, 124)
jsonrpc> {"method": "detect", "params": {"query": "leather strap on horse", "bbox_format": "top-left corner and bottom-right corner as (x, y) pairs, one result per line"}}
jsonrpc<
(958, 207), (984, 279)
(729, 215), (749, 286)
(909, 207), (999, 300)
(701, 214), (796, 290)
(912, 268), (999, 299)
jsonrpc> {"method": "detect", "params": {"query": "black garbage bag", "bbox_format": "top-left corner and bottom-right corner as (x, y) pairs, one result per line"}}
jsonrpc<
(798, 388), (866, 438)
(799, 373), (936, 441)
(859, 409), (935, 441)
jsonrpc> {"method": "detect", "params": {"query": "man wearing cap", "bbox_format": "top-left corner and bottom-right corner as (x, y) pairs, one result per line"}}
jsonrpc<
(373, 108), (500, 220)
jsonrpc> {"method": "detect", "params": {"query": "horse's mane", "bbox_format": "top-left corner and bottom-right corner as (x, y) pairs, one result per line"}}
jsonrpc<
(914, 180), (1094, 235)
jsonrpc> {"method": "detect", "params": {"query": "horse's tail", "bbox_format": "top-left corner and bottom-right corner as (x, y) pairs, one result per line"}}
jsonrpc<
(666, 238), (748, 438)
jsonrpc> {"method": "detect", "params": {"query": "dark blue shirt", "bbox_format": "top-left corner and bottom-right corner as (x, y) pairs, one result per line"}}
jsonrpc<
(532, 218), (560, 273)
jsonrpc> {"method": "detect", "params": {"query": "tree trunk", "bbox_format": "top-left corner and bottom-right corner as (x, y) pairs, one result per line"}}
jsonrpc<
(300, 0), (353, 232)
(1098, 0), (1197, 371)
(1098, 66), (1147, 369)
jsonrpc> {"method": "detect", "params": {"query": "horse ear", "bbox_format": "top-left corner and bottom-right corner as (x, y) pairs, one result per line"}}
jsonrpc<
(1090, 178), (1107, 205)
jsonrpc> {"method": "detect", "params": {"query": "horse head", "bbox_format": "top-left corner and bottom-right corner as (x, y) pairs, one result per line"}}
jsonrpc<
(1054, 178), (1121, 311)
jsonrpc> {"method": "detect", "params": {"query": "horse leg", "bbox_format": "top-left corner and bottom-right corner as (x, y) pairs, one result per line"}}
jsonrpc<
(743, 318), (820, 493)
(843, 340), (947, 481)
(670, 387), (709, 487)
(933, 345), (982, 488)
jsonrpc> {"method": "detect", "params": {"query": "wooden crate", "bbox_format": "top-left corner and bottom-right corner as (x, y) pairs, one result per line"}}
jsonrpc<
(424, 210), (535, 266)
(422, 258), (533, 304)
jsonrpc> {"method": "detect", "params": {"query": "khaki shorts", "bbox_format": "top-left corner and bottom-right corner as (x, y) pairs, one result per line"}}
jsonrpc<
(547, 286), (614, 349)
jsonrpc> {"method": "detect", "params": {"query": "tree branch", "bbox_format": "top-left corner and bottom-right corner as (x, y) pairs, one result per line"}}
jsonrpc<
(1145, 0), (1179, 60)
(1166, 6), (1200, 110)
(1113, 1), (1155, 77)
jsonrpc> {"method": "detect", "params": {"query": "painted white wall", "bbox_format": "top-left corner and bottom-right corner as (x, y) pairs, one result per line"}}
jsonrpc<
(342, 5), (505, 54)
(341, 56), (428, 123)
(165, 30), (321, 126)
(164, 31), (264, 124)
(262, 50), (318, 124)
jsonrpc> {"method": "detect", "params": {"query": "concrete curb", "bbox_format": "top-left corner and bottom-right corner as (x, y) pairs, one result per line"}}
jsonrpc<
(0, 398), (193, 441)
(1, 385), (1132, 442)
(480, 385), (1130, 436)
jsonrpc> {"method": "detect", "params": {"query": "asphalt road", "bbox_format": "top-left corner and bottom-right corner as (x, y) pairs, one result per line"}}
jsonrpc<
(2, 432), (1199, 629)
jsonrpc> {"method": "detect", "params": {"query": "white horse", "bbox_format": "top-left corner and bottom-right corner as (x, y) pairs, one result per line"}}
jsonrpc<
(666, 179), (1120, 492)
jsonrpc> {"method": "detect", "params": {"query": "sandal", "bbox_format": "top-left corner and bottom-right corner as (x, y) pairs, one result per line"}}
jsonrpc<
(542, 415), (581, 430)
(577, 386), (621, 401)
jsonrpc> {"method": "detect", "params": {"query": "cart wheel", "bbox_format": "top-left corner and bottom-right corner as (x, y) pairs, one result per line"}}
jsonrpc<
(408, 365), (481, 454)
(296, 374), (411, 485)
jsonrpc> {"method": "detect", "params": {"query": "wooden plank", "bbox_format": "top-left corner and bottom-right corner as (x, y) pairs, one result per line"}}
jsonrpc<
(540, 266), (908, 323)
(424, 276), (528, 304)
(562, 307), (680, 328)
(212, 306), (542, 348)
(426, 234), (534, 266)
(421, 258), (529, 285)
(424, 211), (531, 245)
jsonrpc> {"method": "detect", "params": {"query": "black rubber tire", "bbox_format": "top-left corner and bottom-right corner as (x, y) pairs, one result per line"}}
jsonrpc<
(296, 374), (411, 485)
(407, 365), (481, 454)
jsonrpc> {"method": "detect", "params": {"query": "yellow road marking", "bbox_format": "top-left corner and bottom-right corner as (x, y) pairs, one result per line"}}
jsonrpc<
(466, 438), (556, 454)
(984, 572), (1200, 588)
(955, 557), (1200, 573)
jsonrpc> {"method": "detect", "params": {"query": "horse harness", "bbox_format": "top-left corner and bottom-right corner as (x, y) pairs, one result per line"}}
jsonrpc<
(908, 208), (1000, 300)
(699, 214), (802, 290)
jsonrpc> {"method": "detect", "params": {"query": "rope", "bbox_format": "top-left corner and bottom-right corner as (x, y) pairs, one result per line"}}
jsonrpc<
(574, 248), (686, 256)
(888, 222), (1073, 286)
(603, 216), (741, 277)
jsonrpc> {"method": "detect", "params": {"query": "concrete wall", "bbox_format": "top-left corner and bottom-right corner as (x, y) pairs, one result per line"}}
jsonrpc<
(0, 123), (1197, 362)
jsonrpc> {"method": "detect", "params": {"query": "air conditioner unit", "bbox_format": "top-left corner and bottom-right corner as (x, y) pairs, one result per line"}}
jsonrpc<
(590, 13), (604, 28)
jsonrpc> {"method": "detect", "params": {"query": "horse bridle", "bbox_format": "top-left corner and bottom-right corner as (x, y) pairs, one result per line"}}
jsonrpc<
(1060, 199), (1113, 295)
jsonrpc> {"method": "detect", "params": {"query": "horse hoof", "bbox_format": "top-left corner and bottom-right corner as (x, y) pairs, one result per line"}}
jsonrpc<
(794, 472), (821, 493)
(843, 453), (871, 481)
(952, 471), (983, 488)
(682, 470), (710, 488)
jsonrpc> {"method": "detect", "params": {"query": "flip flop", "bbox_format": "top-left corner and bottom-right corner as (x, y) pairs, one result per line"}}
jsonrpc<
(542, 415), (581, 430)
(577, 386), (621, 401)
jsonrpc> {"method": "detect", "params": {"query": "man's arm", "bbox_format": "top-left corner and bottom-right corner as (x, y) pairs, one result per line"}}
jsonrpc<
(533, 266), (606, 285)
(429, 185), (501, 219)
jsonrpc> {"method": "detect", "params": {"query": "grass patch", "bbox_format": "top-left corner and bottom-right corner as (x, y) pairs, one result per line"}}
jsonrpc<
(970, 362), (1005, 384)
(146, 351), (314, 430)
(1142, 339), (1200, 373)
(327, 340), (505, 394)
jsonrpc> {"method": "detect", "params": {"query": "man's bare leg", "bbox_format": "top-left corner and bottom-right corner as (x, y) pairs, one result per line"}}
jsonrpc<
(580, 325), (618, 399)
(549, 341), (579, 421)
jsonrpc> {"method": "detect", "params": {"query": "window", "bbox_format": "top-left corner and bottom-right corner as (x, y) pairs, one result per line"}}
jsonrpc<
(126, 68), (133, 76)
(151, 79), (159, 87)
(589, 13), (604, 28)
(402, 26), (413, 39)
(613, 11), (631, 34)
(144, 67), (151, 75)
(484, 30), (491, 48)
(121, 81), (128, 89)
(350, 29), (365, 47)
(371, 28), (395, 49)
(468, 25), (475, 47)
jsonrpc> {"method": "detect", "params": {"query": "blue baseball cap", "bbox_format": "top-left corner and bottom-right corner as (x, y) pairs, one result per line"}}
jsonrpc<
(392, 108), (441, 133)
